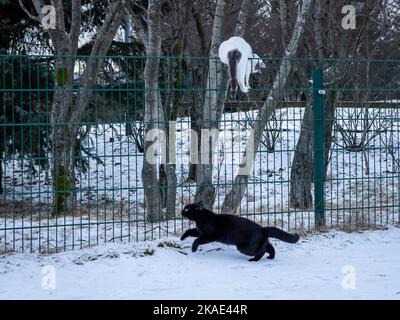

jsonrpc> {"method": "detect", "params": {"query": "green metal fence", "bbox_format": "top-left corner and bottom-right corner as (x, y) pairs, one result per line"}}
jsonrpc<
(1, 55), (399, 253)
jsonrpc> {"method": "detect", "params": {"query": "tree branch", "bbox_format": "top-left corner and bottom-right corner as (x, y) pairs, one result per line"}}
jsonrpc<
(19, 0), (40, 22)
(75, 0), (125, 123)
(234, 0), (251, 37)
(192, 6), (207, 55)
(122, 0), (149, 51)
(52, 0), (66, 33)
(89, 1), (124, 57)
(69, 0), (81, 55)
(20, 0), (68, 52)
(221, 0), (313, 214)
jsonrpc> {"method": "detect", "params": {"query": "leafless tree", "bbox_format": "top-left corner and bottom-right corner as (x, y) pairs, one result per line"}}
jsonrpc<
(139, 0), (167, 221)
(195, 0), (251, 209)
(221, 0), (313, 214)
(19, 0), (124, 214)
(289, 0), (397, 209)
(244, 109), (284, 153)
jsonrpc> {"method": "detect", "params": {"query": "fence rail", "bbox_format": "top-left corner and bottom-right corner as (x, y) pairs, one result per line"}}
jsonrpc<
(1, 55), (399, 253)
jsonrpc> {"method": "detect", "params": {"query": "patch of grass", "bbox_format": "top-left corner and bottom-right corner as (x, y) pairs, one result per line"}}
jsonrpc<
(0, 199), (46, 219)
(105, 251), (119, 259)
(142, 248), (155, 256)
(157, 241), (181, 249)
(88, 254), (103, 261)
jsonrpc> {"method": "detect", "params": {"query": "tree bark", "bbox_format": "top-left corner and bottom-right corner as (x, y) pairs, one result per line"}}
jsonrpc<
(278, 0), (291, 47)
(235, 0), (251, 38)
(221, 0), (313, 214)
(289, 0), (337, 209)
(195, 0), (251, 209)
(21, 0), (124, 215)
(188, 65), (205, 181)
(194, 0), (226, 208)
(289, 93), (314, 209)
(50, 55), (76, 214)
(141, 0), (165, 221)
(160, 1), (192, 216)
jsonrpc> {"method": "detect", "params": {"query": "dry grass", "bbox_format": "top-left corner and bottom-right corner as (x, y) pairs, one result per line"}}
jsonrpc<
(0, 199), (48, 219)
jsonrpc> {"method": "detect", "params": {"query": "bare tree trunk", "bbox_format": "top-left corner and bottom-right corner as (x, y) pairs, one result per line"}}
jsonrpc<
(21, 0), (124, 215)
(235, 0), (251, 38)
(159, 121), (177, 217)
(51, 56), (76, 214)
(221, 0), (313, 214)
(188, 65), (205, 181)
(288, 0), (320, 209)
(164, 140), (177, 217)
(195, 0), (251, 209)
(75, 2), (125, 125)
(278, 0), (291, 47)
(54, 3), (124, 215)
(142, 0), (164, 221)
(45, 0), (80, 214)
(160, 1), (192, 216)
(194, 0), (225, 208)
(289, 0), (337, 209)
(289, 88), (336, 209)
(289, 93), (314, 209)
(189, 7), (209, 182)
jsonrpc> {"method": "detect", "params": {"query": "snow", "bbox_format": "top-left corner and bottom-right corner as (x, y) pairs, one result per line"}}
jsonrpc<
(1, 227), (399, 299)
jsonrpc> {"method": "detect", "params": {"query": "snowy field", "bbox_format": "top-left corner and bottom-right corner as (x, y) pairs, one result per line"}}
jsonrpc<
(0, 227), (399, 299)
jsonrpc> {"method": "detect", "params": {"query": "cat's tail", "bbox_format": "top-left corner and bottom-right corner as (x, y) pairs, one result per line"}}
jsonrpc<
(263, 227), (300, 244)
(227, 49), (241, 92)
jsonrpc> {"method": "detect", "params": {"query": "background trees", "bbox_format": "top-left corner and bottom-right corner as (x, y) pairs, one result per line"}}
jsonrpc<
(3, 0), (400, 220)
(16, 0), (124, 214)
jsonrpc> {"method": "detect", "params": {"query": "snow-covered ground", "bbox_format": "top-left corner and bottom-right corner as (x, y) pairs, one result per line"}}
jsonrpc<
(0, 227), (399, 300)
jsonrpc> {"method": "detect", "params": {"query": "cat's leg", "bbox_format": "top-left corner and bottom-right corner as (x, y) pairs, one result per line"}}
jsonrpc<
(237, 79), (248, 93)
(249, 236), (277, 261)
(191, 236), (215, 252)
(265, 242), (275, 259)
(248, 238), (267, 262)
(245, 59), (252, 90)
(237, 58), (249, 93)
(248, 250), (266, 262)
(245, 71), (251, 91)
(245, 60), (250, 88)
(180, 228), (200, 241)
(228, 82), (237, 101)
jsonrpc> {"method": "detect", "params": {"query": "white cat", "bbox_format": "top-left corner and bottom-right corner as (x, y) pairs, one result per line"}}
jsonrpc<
(219, 36), (252, 93)
(245, 53), (266, 88)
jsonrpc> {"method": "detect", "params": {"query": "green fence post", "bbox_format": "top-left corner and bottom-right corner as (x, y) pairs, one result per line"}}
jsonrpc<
(313, 68), (326, 228)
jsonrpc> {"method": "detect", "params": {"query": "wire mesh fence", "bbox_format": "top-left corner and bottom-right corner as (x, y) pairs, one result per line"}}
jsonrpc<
(1, 55), (399, 253)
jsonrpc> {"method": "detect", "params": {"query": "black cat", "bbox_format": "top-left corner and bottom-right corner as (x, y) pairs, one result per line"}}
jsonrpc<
(180, 202), (300, 262)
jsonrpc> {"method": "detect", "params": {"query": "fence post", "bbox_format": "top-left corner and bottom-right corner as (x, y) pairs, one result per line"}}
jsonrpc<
(313, 68), (326, 228)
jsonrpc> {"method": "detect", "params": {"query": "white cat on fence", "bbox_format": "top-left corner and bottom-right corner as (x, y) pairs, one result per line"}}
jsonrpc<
(219, 37), (265, 93)
(219, 36), (252, 93)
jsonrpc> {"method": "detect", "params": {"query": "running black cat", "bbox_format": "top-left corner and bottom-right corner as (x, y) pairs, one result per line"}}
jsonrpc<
(180, 202), (300, 262)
